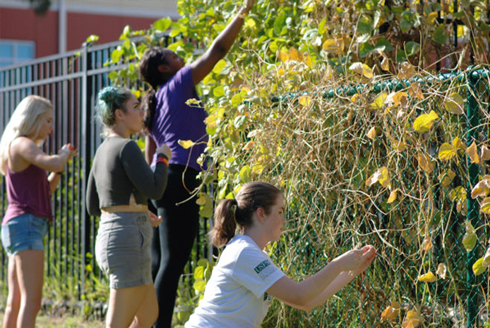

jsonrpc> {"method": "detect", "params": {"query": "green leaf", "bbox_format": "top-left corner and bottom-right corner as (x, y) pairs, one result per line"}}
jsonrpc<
(433, 26), (448, 45)
(194, 266), (204, 279)
(213, 85), (225, 98)
(111, 48), (124, 63)
(359, 42), (374, 58)
(239, 165), (252, 183)
(274, 11), (287, 36)
(400, 19), (411, 33)
(318, 18), (327, 35)
(473, 258), (487, 276)
(86, 35), (99, 43)
(193, 279), (206, 293)
(375, 37), (394, 52)
(153, 17), (172, 32)
(463, 232), (478, 252)
(212, 59), (227, 75)
(119, 25), (131, 40)
(405, 41), (420, 57)
(357, 15), (374, 35)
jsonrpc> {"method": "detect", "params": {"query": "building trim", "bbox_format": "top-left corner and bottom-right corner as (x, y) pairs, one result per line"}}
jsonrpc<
(0, 1), (179, 19)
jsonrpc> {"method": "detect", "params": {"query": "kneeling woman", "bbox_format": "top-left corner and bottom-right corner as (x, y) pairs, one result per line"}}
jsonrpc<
(86, 86), (171, 328)
(185, 181), (376, 328)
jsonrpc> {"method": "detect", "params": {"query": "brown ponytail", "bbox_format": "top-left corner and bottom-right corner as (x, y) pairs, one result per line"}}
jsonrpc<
(210, 182), (283, 248)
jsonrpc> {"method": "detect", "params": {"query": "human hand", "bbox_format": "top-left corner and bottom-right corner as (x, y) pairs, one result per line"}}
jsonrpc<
(59, 144), (78, 160)
(242, 0), (255, 14)
(353, 245), (376, 275)
(149, 211), (163, 227)
(156, 143), (172, 160)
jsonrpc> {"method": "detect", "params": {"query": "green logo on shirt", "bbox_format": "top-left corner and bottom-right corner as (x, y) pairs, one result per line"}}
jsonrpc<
(254, 260), (271, 274)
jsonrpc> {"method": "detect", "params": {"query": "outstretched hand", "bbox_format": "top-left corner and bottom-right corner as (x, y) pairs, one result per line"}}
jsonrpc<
(149, 211), (163, 227)
(243, 0), (255, 13)
(335, 245), (376, 273)
(59, 143), (78, 161)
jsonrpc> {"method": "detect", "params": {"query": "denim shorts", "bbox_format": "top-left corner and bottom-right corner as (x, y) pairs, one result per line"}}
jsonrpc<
(1, 213), (49, 256)
(95, 212), (153, 289)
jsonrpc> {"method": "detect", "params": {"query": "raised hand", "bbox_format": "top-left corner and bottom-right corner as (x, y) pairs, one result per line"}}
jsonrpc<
(156, 143), (172, 160)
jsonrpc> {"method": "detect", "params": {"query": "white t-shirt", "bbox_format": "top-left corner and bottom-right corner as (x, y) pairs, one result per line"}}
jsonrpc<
(185, 234), (285, 328)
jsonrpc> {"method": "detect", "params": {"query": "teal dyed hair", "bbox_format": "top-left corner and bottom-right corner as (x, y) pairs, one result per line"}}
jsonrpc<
(97, 86), (133, 127)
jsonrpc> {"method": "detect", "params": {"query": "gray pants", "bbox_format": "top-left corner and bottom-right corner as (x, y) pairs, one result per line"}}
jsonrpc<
(95, 212), (152, 289)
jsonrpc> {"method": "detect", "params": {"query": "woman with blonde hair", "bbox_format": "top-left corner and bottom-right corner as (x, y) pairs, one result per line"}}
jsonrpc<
(0, 95), (78, 328)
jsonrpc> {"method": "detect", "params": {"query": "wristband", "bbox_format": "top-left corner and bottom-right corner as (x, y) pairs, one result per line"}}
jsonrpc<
(156, 156), (169, 168)
(56, 171), (63, 175)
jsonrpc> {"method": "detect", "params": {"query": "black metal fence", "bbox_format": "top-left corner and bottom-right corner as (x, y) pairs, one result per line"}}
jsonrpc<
(0, 38), (212, 307)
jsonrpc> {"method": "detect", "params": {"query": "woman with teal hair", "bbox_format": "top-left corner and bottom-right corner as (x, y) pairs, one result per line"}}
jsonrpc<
(86, 86), (172, 328)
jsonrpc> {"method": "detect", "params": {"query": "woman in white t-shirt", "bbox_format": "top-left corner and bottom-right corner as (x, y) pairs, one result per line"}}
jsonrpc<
(185, 181), (376, 328)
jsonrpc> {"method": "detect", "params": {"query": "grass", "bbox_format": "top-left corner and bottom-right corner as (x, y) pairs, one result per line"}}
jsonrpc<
(0, 312), (106, 328)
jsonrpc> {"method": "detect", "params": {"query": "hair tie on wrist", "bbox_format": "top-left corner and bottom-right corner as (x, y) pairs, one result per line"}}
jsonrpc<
(156, 156), (169, 168)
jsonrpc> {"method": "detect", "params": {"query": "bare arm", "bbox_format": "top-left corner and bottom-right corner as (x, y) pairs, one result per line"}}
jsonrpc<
(46, 144), (78, 194)
(301, 246), (376, 311)
(267, 246), (376, 312)
(11, 137), (76, 173)
(145, 135), (156, 165)
(190, 0), (255, 85)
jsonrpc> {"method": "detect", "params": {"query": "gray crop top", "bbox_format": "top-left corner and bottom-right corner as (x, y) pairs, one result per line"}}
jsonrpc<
(86, 136), (168, 217)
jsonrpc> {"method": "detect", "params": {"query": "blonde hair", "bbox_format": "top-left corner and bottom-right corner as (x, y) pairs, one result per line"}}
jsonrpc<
(0, 95), (53, 175)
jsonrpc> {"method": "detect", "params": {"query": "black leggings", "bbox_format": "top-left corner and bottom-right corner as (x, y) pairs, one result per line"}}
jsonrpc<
(151, 164), (199, 328)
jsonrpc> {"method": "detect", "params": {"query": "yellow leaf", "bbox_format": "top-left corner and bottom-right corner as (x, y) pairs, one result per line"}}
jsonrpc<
(366, 167), (390, 188)
(351, 94), (360, 103)
(178, 139), (195, 149)
(408, 82), (424, 100)
(418, 271), (437, 282)
(387, 190), (397, 203)
(417, 153), (434, 173)
(436, 263), (447, 279)
(380, 301), (401, 321)
(413, 111), (439, 132)
(322, 39), (339, 53)
(362, 64), (374, 78)
(370, 93), (388, 110)
(289, 47), (304, 62)
(481, 197), (490, 214)
(402, 310), (422, 328)
(481, 145), (490, 161)
(398, 62), (416, 80)
(473, 258), (487, 276)
(427, 12), (438, 25)
(186, 98), (202, 107)
(243, 140), (255, 150)
(422, 237), (433, 251)
(450, 186), (467, 202)
(439, 169), (456, 187)
(471, 178), (490, 199)
(279, 50), (289, 62)
(466, 141), (480, 164)
(483, 248), (490, 267)
(381, 56), (390, 71)
(453, 137), (465, 150)
(438, 143), (456, 160)
(393, 140), (407, 152)
(367, 127), (377, 140)
(299, 95), (312, 106)
(444, 92), (465, 115)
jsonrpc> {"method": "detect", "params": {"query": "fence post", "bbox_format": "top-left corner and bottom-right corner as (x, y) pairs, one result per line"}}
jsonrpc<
(80, 42), (93, 299)
(466, 70), (480, 327)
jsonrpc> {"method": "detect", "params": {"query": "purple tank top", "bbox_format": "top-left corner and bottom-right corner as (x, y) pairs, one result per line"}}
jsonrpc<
(2, 164), (52, 224)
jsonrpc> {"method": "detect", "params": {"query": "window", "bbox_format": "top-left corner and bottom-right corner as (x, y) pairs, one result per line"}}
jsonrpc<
(0, 40), (35, 68)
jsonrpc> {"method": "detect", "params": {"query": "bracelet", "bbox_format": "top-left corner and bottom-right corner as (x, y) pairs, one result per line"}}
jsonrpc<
(56, 171), (63, 175)
(156, 156), (169, 168)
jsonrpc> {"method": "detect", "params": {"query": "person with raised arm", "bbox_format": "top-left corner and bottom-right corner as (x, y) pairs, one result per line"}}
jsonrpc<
(138, 0), (255, 326)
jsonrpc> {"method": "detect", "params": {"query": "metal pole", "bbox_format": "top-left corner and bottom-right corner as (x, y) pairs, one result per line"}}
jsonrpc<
(466, 70), (480, 327)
